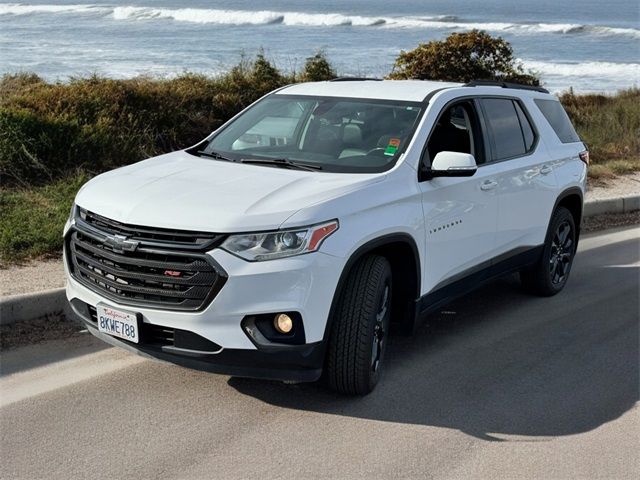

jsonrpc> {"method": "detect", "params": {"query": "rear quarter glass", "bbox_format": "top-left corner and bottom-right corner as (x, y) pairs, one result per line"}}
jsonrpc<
(534, 99), (581, 143)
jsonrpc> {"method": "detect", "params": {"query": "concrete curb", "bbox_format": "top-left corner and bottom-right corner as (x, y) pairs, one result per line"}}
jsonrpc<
(1, 288), (69, 326)
(584, 194), (640, 218)
(1, 195), (638, 326)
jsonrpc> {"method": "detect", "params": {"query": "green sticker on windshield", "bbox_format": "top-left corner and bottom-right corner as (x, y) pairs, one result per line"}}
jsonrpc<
(384, 138), (401, 156)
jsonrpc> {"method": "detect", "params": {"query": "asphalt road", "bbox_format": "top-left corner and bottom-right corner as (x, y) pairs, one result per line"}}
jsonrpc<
(1, 226), (638, 480)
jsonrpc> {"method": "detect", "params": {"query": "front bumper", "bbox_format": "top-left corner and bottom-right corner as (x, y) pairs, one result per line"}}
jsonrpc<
(69, 298), (324, 382)
(65, 246), (344, 382)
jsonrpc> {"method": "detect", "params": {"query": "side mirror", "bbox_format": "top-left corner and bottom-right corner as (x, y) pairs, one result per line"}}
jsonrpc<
(424, 151), (477, 180)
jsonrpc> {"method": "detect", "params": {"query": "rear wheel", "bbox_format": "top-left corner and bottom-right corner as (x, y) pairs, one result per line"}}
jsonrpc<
(521, 206), (577, 296)
(326, 255), (392, 395)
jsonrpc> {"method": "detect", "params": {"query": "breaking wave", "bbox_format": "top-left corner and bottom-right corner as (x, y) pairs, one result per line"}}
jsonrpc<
(522, 60), (640, 80)
(1, 3), (638, 39)
(0, 3), (108, 15)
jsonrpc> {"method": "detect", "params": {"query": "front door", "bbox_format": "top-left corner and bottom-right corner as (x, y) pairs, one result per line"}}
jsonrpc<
(418, 99), (500, 295)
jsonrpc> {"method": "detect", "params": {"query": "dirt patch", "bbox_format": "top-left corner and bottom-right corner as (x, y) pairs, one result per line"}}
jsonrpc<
(0, 312), (85, 351)
(0, 259), (65, 297)
(583, 211), (640, 233)
(587, 172), (640, 200)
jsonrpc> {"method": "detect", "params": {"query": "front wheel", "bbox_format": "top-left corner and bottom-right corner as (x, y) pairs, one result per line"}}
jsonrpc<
(326, 255), (392, 395)
(521, 206), (577, 296)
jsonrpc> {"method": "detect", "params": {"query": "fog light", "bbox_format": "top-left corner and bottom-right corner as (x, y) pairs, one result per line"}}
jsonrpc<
(274, 313), (293, 334)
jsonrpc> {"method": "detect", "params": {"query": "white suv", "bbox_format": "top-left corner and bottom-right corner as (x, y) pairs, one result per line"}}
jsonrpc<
(64, 79), (588, 395)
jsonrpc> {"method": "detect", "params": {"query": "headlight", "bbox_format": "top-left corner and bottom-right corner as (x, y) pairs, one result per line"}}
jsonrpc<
(221, 220), (339, 261)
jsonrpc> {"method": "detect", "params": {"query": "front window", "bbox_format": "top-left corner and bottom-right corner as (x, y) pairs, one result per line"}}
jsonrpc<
(199, 95), (423, 173)
(425, 100), (485, 165)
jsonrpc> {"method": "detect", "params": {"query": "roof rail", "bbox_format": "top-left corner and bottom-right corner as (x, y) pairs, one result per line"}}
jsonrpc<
(329, 77), (382, 82)
(464, 80), (549, 94)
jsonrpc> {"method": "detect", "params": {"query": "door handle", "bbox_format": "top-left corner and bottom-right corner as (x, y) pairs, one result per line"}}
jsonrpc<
(540, 165), (553, 175)
(480, 180), (498, 191)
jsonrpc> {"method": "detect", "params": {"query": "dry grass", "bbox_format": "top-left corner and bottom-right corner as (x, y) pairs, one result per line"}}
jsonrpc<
(560, 88), (639, 177)
(0, 52), (336, 187)
(0, 57), (637, 263)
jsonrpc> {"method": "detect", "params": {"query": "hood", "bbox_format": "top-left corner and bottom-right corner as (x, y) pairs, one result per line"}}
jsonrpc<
(75, 151), (383, 232)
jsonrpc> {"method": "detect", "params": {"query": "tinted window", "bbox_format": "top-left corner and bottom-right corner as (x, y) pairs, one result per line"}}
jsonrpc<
(515, 102), (535, 150)
(534, 99), (581, 143)
(425, 101), (485, 165)
(482, 99), (526, 160)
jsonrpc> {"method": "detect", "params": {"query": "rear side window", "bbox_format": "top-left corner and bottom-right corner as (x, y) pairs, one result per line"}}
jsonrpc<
(534, 99), (581, 143)
(481, 98), (528, 160)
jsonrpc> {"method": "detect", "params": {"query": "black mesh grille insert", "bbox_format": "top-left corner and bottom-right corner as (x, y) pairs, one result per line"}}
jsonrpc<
(67, 216), (227, 311)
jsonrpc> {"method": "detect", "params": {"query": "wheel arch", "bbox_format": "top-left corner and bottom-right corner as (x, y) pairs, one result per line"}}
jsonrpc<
(553, 187), (584, 245)
(322, 233), (422, 344)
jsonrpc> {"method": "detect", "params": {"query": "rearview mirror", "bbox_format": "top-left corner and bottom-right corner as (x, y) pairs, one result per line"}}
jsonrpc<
(424, 151), (477, 180)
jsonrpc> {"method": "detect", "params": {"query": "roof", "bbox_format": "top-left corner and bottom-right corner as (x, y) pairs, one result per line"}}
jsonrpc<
(276, 79), (463, 102)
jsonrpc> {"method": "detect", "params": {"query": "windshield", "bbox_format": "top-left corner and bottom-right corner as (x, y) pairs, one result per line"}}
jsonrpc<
(199, 95), (423, 173)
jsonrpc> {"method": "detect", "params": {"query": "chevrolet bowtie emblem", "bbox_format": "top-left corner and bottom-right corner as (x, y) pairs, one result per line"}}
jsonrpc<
(104, 234), (139, 253)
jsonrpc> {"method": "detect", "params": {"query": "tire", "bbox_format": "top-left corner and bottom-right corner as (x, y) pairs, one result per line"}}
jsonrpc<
(326, 255), (392, 395)
(520, 206), (577, 296)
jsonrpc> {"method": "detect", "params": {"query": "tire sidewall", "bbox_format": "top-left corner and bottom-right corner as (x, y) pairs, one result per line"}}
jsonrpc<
(325, 254), (393, 395)
(365, 264), (392, 391)
(542, 207), (576, 293)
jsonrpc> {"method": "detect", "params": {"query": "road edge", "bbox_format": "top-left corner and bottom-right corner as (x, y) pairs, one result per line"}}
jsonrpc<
(1, 194), (638, 326)
(583, 194), (640, 217)
(1, 288), (71, 326)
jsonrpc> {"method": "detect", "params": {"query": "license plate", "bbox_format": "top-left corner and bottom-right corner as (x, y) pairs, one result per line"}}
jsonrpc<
(96, 303), (140, 344)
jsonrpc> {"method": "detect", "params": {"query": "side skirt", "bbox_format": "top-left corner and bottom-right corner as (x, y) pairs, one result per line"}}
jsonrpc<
(415, 245), (544, 318)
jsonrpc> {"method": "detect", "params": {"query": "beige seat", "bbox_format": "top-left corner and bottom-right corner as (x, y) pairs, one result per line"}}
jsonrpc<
(339, 123), (366, 159)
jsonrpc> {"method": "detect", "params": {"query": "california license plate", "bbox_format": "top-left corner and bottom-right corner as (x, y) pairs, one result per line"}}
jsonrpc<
(96, 304), (140, 343)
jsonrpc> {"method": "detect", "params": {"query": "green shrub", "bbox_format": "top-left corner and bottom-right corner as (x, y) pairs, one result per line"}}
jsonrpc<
(0, 108), (80, 185)
(0, 54), (290, 186)
(0, 45), (638, 264)
(0, 172), (90, 265)
(388, 30), (539, 85)
(300, 51), (337, 82)
(251, 53), (287, 90)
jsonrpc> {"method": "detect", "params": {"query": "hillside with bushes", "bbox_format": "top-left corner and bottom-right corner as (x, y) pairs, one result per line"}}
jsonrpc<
(1, 33), (638, 264)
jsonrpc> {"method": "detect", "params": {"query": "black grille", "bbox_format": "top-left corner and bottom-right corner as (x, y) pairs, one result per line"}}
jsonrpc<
(67, 215), (227, 311)
(80, 209), (224, 250)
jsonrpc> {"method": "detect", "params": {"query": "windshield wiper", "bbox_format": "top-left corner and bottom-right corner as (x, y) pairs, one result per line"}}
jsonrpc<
(238, 157), (322, 172)
(196, 150), (236, 162)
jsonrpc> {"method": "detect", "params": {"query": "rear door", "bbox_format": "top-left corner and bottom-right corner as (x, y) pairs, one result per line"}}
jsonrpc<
(479, 96), (558, 258)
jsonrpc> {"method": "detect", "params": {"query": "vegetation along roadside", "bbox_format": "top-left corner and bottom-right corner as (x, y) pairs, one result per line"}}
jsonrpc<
(1, 31), (638, 265)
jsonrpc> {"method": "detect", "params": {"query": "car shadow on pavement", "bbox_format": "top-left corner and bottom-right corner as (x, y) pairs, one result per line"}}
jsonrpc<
(229, 248), (639, 441)
(0, 332), (109, 377)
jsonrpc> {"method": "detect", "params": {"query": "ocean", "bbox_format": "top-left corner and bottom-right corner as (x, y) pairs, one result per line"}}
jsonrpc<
(1, 0), (638, 92)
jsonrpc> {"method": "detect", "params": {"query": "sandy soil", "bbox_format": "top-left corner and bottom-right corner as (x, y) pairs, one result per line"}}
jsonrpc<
(0, 260), (65, 297)
(587, 172), (640, 200)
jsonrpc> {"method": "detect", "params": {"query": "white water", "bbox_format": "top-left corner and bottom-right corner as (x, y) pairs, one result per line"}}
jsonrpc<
(1, 3), (638, 39)
(1, 1), (638, 92)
